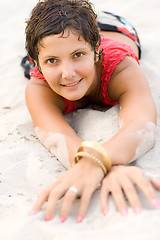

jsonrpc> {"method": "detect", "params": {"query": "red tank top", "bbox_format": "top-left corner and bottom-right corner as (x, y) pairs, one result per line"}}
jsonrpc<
(30, 38), (139, 114)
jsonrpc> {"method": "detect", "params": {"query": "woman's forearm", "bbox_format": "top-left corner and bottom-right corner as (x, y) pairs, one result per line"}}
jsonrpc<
(102, 120), (156, 165)
(35, 119), (156, 169)
(35, 126), (83, 169)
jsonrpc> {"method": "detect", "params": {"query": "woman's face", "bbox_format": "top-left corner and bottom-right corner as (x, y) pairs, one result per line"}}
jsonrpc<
(37, 29), (98, 101)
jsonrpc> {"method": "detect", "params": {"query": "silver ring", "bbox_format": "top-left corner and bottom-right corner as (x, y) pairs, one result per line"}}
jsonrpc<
(69, 186), (78, 194)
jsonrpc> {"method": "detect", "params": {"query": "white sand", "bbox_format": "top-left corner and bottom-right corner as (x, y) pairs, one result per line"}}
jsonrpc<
(0, 0), (160, 239)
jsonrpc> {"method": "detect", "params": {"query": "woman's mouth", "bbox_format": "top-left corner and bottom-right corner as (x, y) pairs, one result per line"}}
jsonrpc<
(61, 78), (82, 87)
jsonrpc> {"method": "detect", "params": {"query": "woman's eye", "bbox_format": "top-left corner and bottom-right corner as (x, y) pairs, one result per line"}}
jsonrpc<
(47, 58), (57, 64)
(74, 52), (84, 58)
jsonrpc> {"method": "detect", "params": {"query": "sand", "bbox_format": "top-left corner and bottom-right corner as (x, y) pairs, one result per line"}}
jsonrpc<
(0, 0), (160, 239)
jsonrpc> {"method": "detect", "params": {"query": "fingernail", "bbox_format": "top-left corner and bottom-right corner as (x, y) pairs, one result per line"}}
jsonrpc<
(153, 178), (160, 184)
(77, 216), (83, 223)
(134, 206), (142, 215)
(103, 209), (108, 216)
(29, 209), (37, 216)
(45, 216), (52, 222)
(152, 198), (160, 208)
(60, 217), (65, 223)
(120, 208), (128, 217)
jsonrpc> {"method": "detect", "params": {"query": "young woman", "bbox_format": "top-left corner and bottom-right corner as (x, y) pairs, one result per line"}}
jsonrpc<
(24, 0), (160, 223)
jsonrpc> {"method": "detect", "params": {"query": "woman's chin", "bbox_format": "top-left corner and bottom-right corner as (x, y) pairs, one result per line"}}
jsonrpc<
(62, 92), (85, 102)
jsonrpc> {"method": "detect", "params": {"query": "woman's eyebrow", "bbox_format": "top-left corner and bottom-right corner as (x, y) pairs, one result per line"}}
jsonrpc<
(71, 47), (87, 54)
(41, 55), (57, 60)
(41, 47), (88, 60)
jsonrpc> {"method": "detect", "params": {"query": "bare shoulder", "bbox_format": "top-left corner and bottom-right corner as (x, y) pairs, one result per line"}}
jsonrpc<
(107, 56), (156, 123)
(25, 77), (65, 113)
(108, 56), (149, 101)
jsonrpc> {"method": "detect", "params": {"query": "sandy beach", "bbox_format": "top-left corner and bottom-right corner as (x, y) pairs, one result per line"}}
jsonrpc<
(0, 0), (160, 239)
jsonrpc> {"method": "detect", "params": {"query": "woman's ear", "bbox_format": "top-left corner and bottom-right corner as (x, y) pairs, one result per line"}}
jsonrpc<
(94, 42), (103, 63)
(94, 44), (100, 63)
(34, 60), (39, 69)
(35, 60), (43, 74)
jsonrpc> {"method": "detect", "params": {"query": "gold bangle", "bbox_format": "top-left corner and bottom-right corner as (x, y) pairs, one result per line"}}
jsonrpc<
(75, 151), (107, 175)
(78, 141), (111, 171)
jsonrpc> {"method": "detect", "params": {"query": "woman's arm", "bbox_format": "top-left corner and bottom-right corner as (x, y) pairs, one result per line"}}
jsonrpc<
(25, 77), (83, 168)
(102, 56), (157, 165)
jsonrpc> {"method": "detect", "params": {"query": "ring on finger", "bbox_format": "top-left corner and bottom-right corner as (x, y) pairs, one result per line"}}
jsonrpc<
(69, 186), (78, 194)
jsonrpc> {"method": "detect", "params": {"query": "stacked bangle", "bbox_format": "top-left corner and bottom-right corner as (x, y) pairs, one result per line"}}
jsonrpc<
(75, 151), (107, 175)
(74, 141), (112, 175)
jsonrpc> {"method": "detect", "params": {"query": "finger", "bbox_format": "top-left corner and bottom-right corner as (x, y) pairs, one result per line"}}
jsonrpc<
(150, 177), (160, 190)
(131, 172), (160, 208)
(120, 177), (142, 215)
(45, 186), (65, 221)
(30, 179), (62, 215)
(100, 181), (110, 216)
(60, 187), (80, 222)
(77, 187), (95, 223)
(110, 179), (128, 216)
(30, 187), (51, 216)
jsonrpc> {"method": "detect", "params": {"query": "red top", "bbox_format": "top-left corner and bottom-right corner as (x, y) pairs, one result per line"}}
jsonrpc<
(30, 38), (139, 114)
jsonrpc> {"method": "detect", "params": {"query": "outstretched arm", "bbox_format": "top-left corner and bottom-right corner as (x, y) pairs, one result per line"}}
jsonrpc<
(102, 56), (157, 165)
(25, 77), (83, 168)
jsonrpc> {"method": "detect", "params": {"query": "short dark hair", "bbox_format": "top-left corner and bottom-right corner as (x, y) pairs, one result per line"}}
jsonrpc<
(25, 0), (101, 62)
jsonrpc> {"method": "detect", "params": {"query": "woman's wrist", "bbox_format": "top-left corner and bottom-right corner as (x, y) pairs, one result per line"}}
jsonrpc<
(79, 156), (105, 179)
(74, 141), (112, 176)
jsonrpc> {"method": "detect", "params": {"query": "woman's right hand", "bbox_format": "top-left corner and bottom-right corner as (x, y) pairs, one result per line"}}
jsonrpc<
(30, 157), (104, 223)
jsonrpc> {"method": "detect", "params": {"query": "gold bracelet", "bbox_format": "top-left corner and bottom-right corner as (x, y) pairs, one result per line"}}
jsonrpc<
(75, 151), (107, 175)
(77, 141), (111, 171)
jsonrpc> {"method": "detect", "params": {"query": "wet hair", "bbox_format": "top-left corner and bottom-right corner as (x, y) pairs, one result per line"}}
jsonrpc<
(25, 0), (101, 63)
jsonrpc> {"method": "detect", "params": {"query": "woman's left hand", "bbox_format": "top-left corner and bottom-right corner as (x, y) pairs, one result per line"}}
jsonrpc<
(100, 165), (160, 216)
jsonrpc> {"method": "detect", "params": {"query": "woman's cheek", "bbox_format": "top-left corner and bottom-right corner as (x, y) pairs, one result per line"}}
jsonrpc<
(42, 67), (58, 83)
(77, 60), (94, 76)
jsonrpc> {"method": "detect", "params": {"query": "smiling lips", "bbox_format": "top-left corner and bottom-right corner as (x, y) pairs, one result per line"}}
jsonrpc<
(61, 78), (82, 87)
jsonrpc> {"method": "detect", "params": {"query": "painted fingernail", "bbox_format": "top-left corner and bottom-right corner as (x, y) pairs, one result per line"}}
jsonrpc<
(120, 208), (128, 217)
(45, 216), (52, 222)
(29, 209), (37, 216)
(60, 217), (65, 223)
(103, 209), (108, 216)
(152, 178), (160, 184)
(134, 206), (142, 215)
(152, 198), (160, 208)
(77, 216), (83, 223)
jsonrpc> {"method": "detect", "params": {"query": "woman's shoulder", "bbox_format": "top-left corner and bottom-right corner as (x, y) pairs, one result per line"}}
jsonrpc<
(99, 37), (140, 106)
(26, 77), (66, 113)
(100, 37), (139, 70)
(100, 37), (138, 54)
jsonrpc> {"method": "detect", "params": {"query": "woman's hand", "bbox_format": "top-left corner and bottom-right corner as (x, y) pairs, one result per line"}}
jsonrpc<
(30, 158), (104, 223)
(100, 165), (160, 216)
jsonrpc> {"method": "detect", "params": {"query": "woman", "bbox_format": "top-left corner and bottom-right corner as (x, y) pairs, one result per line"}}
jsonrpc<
(24, 0), (160, 223)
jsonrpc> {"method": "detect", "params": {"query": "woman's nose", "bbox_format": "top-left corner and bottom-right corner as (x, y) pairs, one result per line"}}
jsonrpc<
(61, 61), (76, 80)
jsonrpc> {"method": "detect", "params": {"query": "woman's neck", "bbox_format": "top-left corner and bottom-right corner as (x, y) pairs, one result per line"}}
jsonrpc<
(75, 60), (103, 109)
(87, 60), (103, 102)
